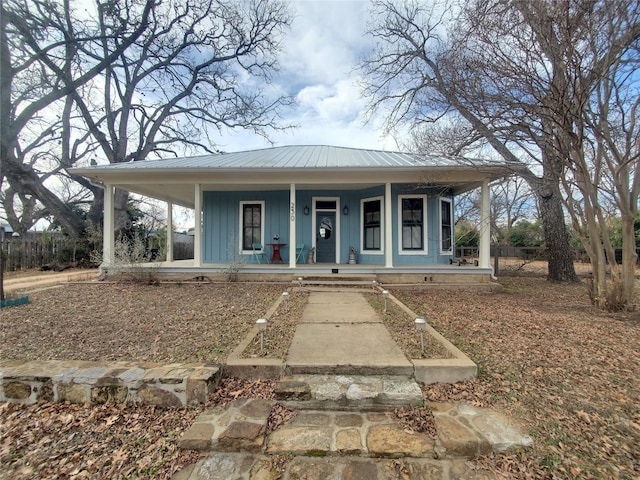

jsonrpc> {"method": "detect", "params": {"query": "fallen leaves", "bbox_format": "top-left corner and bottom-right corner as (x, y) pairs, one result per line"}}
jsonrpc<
(0, 283), (284, 363)
(267, 404), (297, 433)
(1, 265), (638, 479)
(0, 401), (204, 479)
(393, 406), (437, 437)
(241, 291), (309, 359)
(396, 272), (640, 479)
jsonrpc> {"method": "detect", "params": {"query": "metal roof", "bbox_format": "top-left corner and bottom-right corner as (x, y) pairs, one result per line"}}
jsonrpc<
(69, 145), (519, 208)
(81, 145), (510, 171)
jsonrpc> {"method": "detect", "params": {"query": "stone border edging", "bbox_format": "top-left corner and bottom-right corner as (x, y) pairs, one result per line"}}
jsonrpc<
(0, 360), (221, 407)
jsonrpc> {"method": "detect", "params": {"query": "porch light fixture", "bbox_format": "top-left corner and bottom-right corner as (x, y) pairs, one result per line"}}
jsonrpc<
(282, 291), (289, 312)
(414, 317), (427, 353)
(343, 205), (349, 215)
(382, 290), (390, 312)
(303, 206), (310, 215)
(256, 318), (268, 353)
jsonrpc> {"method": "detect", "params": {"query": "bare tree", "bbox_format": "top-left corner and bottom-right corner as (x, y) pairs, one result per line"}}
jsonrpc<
(405, 122), (537, 243)
(0, 0), (155, 299)
(60, 0), (293, 232)
(360, 0), (579, 283)
(361, 0), (639, 309)
(458, 0), (639, 309)
(554, 11), (640, 308)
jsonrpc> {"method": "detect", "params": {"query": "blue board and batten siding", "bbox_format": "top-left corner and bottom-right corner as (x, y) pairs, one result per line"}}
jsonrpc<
(202, 185), (455, 265)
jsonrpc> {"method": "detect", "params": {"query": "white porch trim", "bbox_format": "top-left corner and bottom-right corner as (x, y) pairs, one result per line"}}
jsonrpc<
(479, 180), (490, 268)
(166, 201), (174, 262)
(194, 183), (202, 267)
(289, 183), (297, 268)
(103, 184), (115, 266)
(384, 182), (393, 267)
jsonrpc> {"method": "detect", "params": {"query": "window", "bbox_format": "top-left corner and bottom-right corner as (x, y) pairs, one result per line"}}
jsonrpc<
(316, 200), (337, 210)
(362, 197), (382, 251)
(440, 198), (453, 253)
(399, 195), (426, 253)
(240, 201), (264, 251)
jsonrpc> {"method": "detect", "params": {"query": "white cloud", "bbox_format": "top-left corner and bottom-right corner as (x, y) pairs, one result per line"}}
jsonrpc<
(211, 0), (407, 152)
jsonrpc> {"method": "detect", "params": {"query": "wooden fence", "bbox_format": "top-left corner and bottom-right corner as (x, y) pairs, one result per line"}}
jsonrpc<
(459, 245), (639, 264)
(1, 235), (85, 272)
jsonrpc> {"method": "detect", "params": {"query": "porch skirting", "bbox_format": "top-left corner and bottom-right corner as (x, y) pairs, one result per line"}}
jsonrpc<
(101, 260), (499, 288)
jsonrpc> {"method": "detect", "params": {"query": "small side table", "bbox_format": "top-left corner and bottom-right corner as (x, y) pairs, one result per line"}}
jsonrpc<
(266, 243), (287, 263)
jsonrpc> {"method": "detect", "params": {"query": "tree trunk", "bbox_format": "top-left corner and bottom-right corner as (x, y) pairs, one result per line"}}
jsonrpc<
(3, 159), (85, 237)
(537, 183), (579, 283)
(620, 215), (637, 306)
(114, 188), (130, 237)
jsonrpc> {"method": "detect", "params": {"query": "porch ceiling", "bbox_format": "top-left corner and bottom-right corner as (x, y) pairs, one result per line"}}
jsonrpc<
(107, 178), (486, 208)
(74, 168), (495, 208)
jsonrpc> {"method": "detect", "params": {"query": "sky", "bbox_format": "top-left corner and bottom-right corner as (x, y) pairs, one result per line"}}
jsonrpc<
(210, 0), (403, 153)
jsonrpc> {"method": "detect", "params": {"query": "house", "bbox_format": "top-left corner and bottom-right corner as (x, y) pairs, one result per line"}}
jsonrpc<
(72, 145), (515, 284)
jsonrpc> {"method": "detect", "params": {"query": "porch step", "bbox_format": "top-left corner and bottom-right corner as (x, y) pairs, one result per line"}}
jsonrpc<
(178, 398), (534, 461)
(274, 374), (423, 411)
(292, 274), (378, 287)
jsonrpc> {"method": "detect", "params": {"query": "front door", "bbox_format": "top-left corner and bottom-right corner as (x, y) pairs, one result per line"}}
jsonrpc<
(316, 212), (336, 263)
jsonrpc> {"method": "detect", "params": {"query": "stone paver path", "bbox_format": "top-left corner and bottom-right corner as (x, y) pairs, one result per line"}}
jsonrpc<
(177, 398), (533, 480)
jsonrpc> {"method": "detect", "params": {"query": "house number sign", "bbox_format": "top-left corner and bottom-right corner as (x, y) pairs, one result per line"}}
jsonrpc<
(290, 202), (295, 221)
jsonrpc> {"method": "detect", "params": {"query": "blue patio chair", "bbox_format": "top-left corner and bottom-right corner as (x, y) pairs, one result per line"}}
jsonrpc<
(252, 243), (266, 264)
(296, 243), (305, 263)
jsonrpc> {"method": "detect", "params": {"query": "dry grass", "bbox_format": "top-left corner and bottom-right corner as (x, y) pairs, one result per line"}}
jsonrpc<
(394, 267), (640, 480)
(0, 282), (285, 363)
(1, 262), (639, 479)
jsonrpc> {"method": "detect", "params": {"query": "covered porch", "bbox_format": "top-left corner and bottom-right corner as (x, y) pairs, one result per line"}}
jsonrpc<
(72, 146), (513, 284)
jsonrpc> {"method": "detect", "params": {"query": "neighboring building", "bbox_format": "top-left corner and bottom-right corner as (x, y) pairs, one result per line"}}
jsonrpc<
(73, 145), (515, 283)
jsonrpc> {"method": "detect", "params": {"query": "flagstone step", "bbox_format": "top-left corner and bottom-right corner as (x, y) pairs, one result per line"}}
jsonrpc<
(174, 453), (498, 480)
(179, 398), (534, 461)
(275, 374), (423, 411)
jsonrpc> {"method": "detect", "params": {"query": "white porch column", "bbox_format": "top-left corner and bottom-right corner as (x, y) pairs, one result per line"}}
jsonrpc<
(385, 182), (393, 267)
(166, 201), (174, 263)
(479, 180), (491, 268)
(194, 184), (202, 267)
(103, 183), (115, 266)
(289, 183), (297, 268)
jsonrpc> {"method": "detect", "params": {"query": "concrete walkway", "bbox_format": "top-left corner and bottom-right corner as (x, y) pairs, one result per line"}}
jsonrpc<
(286, 291), (413, 375)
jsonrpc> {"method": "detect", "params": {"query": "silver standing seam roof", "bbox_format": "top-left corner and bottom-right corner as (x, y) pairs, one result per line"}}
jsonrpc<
(80, 145), (511, 171)
(70, 145), (518, 207)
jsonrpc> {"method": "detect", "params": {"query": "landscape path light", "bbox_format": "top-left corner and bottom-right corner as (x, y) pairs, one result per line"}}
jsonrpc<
(414, 317), (427, 353)
(256, 318), (268, 353)
(282, 291), (289, 312)
(371, 280), (378, 291)
(382, 290), (390, 312)
(298, 277), (303, 287)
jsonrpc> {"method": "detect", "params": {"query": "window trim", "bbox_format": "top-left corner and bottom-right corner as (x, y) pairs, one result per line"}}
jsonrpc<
(239, 200), (265, 254)
(397, 194), (428, 255)
(439, 197), (453, 254)
(360, 196), (384, 254)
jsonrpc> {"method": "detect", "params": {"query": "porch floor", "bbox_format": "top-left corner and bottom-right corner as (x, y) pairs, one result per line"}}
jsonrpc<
(109, 259), (496, 286)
